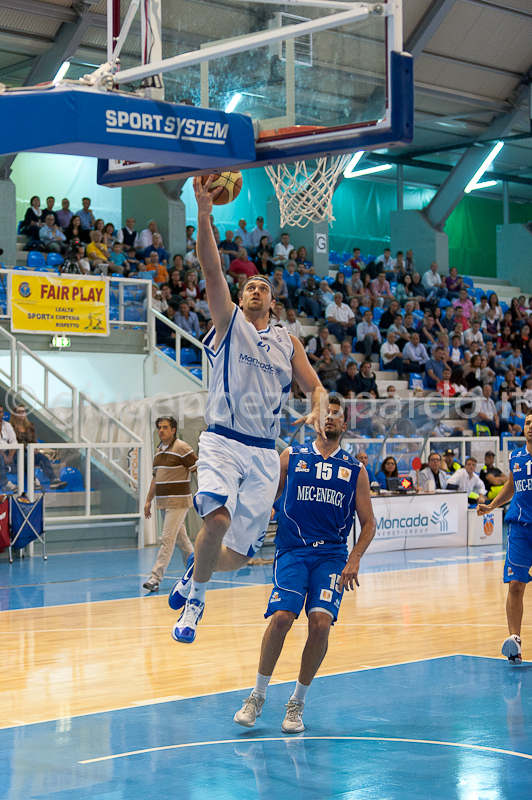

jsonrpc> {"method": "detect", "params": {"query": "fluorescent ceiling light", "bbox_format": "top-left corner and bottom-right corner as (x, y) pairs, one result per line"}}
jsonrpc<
(467, 180), (497, 191)
(53, 61), (70, 83)
(346, 164), (394, 178)
(343, 151), (365, 177)
(464, 141), (504, 194)
(225, 92), (242, 113)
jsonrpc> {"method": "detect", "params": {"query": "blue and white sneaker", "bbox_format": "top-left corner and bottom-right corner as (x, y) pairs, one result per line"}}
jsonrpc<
(171, 598), (204, 644)
(502, 634), (522, 665)
(168, 553), (194, 611)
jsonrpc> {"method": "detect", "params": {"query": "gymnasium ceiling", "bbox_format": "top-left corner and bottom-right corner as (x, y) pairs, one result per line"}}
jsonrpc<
(0, 0), (531, 202)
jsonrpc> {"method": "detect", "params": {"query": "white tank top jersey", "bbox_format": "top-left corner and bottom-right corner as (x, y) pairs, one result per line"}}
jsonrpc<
(202, 305), (294, 444)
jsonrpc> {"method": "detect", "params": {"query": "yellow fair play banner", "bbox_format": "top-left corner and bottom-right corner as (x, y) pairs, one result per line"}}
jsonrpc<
(10, 273), (109, 336)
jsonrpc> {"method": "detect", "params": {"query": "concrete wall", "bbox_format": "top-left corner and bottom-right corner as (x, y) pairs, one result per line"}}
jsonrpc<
(390, 209), (449, 275)
(496, 223), (532, 293)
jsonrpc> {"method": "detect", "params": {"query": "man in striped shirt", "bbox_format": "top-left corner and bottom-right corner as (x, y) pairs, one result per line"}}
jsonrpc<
(143, 416), (198, 592)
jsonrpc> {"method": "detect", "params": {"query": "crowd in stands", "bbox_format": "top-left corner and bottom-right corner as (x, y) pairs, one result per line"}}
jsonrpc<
(20, 199), (532, 439)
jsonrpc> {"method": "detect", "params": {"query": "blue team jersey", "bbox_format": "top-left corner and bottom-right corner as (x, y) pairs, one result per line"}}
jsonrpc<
(275, 442), (362, 553)
(506, 445), (532, 526)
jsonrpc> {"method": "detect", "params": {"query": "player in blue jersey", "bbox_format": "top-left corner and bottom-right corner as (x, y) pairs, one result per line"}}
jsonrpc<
(478, 410), (532, 665)
(233, 395), (376, 732)
(170, 177), (328, 644)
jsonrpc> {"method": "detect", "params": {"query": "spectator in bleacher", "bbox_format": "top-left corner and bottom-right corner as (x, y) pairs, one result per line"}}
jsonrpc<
(229, 248), (259, 281)
(210, 217), (221, 245)
(182, 270), (200, 301)
(463, 354), (482, 392)
(510, 296), (525, 326)
(453, 288), (475, 319)
(9, 405), (67, 491)
(449, 333), (464, 367)
(56, 198), (73, 230)
(352, 272), (373, 308)
(144, 233), (167, 267)
(305, 326), (331, 364)
(273, 232), (292, 264)
(139, 220), (160, 250)
(296, 247), (312, 269)
(272, 266), (290, 308)
(93, 218), (105, 240)
(64, 215), (83, 245)
(144, 251), (168, 285)
(280, 307), (304, 341)
(174, 299), (201, 337)
(425, 345), (447, 389)
(436, 366), (456, 397)
(22, 196), (46, 245)
(234, 219), (250, 248)
(186, 225), (196, 252)
(103, 222), (117, 248)
(497, 324), (513, 354)
(378, 299), (400, 331)
(326, 292), (357, 342)
(108, 242), (127, 275)
(254, 248), (275, 277)
(315, 346), (342, 391)
(230, 273), (246, 303)
(356, 308), (381, 357)
(410, 272), (428, 308)
(117, 217), (140, 249)
(464, 319), (483, 349)
(445, 266), (464, 299)
(418, 453), (447, 491)
(336, 361), (358, 398)
(479, 355), (495, 385)
(482, 340), (505, 375)
(249, 216), (273, 249)
(402, 331), (429, 373)
(218, 229), (239, 268)
(395, 251), (406, 279)
(351, 267), (363, 295)
(334, 338), (356, 373)
(505, 346), (526, 378)
(283, 260), (300, 306)
(370, 271), (394, 307)
(346, 247), (364, 271)
(465, 340), (481, 364)
(375, 456), (399, 489)
(39, 214), (67, 254)
(375, 248), (395, 277)
(419, 313), (437, 351)
(43, 196), (59, 226)
(319, 280), (334, 312)
(395, 273), (418, 308)
(388, 313), (410, 350)
(195, 288), (211, 324)
(404, 249), (415, 273)
(171, 254), (186, 279)
(68, 243), (91, 275)
(0, 402), (17, 492)
(348, 296), (363, 325)
(475, 383), (505, 436)
(254, 235), (273, 259)
(489, 292), (503, 321)
(76, 197), (95, 242)
(453, 305), (469, 332)
(331, 271), (352, 301)
(124, 248), (140, 275)
(352, 359), (379, 398)
(515, 322), (531, 352)
(380, 331), (405, 379)
(355, 451), (377, 484)
(440, 305), (456, 333)
(474, 294), (490, 320)
(86, 231), (110, 270)
(156, 306), (178, 348)
(298, 276), (323, 321)
(422, 262), (448, 302)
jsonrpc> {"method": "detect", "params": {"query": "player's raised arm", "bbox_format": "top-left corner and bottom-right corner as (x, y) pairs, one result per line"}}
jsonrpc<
(194, 176), (234, 338)
(477, 471), (515, 516)
(340, 466), (376, 591)
(290, 336), (329, 438)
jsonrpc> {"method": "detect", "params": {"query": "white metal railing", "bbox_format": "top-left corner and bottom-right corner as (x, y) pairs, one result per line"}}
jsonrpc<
(27, 442), (147, 547)
(501, 436), (526, 468)
(150, 307), (209, 389)
(0, 443), (25, 491)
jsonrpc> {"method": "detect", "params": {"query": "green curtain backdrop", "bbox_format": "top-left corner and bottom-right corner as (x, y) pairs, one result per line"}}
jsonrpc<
(329, 179), (435, 257)
(444, 195), (532, 279)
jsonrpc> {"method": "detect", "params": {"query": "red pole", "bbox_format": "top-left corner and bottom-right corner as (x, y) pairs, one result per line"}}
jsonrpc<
(113, 0), (121, 59)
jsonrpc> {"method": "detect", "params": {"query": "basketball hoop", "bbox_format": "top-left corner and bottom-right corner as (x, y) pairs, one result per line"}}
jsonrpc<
(265, 154), (352, 228)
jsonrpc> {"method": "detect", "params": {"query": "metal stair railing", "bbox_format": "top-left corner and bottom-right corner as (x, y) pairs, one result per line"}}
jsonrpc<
(150, 307), (209, 390)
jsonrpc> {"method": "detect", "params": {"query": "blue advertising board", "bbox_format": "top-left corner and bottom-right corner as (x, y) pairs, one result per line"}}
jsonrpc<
(0, 85), (256, 169)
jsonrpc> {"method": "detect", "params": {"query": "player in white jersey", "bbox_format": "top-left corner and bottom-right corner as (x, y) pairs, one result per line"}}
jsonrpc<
(171, 176), (328, 644)
(478, 410), (532, 665)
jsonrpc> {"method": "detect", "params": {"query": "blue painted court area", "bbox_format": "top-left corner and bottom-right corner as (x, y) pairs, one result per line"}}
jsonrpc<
(1, 655), (531, 799)
(0, 544), (505, 611)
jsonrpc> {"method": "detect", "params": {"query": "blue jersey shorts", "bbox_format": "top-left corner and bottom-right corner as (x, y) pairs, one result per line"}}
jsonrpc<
(265, 546), (347, 623)
(504, 522), (532, 584)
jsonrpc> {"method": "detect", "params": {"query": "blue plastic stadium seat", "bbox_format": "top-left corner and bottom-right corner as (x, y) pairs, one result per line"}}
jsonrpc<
(389, 282), (398, 292)
(58, 466), (84, 492)
(500, 301), (509, 313)
(359, 306), (370, 315)
(34, 266), (50, 273)
(123, 289), (136, 303)
(339, 265), (353, 278)
(159, 345), (176, 360)
(439, 298), (451, 309)
(462, 276), (474, 288)
(109, 307), (119, 320)
(124, 306), (145, 322)
(328, 251), (342, 265)
(190, 367), (203, 380)
(26, 251), (46, 268)
(493, 374), (505, 395)
(46, 253), (64, 267)
(34, 467), (50, 488)
(408, 372), (423, 389)
(17, 221), (25, 235)
(324, 276), (335, 285)
(181, 347), (200, 366)
(341, 252), (352, 264)
(372, 307), (384, 322)
(396, 457), (409, 472)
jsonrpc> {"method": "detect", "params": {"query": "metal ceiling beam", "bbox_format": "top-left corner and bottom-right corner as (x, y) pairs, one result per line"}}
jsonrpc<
(0, 56), (35, 77)
(405, 0), (457, 60)
(25, 8), (93, 86)
(422, 50), (523, 79)
(414, 80), (512, 112)
(0, 0), (76, 22)
(461, 0), (532, 21)
(368, 152), (532, 186)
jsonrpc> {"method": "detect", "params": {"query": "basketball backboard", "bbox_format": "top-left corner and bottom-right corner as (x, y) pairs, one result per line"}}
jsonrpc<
(97, 0), (412, 187)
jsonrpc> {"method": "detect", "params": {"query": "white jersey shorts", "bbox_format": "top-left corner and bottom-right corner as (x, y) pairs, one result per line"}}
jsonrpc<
(194, 430), (280, 557)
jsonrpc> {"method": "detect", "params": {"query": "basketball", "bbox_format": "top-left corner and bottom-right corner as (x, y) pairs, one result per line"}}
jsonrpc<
(483, 520), (494, 535)
(200, 171), (243, 205)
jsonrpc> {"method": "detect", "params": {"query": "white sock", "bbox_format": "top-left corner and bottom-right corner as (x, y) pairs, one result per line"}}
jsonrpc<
(189, 579), (208, 603)
(253, 672), (271, 698)
(291, 680), (310, 703)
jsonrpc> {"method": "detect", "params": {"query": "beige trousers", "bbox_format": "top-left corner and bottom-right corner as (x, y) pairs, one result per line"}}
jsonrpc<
(150, 506), (194, 583)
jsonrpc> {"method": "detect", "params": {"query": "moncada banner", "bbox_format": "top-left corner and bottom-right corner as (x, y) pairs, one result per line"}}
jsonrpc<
(10, 273), (109, 336)
(363, 492), (468, 553)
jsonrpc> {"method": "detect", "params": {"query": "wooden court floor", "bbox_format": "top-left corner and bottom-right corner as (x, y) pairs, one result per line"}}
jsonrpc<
(1, 557), (518, 729)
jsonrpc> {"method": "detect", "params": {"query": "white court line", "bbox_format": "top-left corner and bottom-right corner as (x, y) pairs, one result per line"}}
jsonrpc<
(0, 653), (463, 731)
(78, 735), (532, 765)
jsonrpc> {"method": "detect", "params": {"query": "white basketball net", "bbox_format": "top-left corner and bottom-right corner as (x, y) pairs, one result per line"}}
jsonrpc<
(265, 155), (352, 228)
